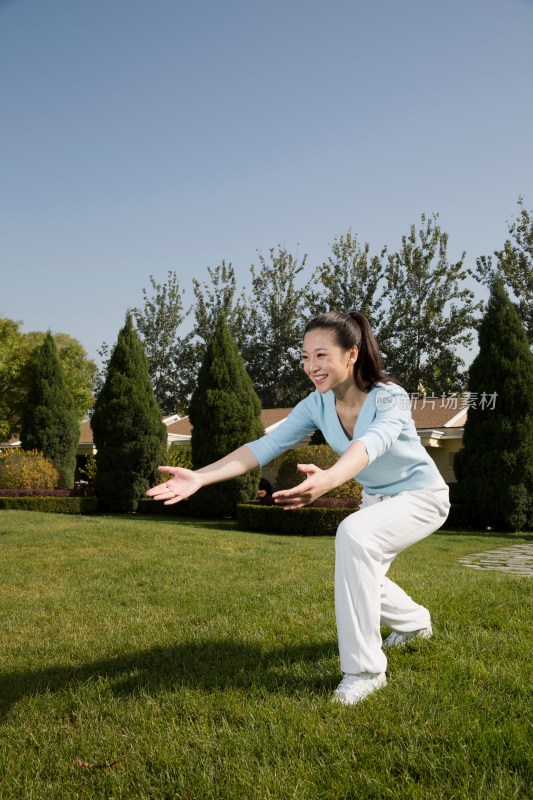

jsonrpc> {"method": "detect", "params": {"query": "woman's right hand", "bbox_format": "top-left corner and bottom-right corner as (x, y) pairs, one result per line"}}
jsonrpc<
(146, 466), (204, 505)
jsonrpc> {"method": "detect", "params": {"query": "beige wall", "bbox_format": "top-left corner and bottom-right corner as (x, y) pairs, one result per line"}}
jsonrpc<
(424, 438), (463, 484)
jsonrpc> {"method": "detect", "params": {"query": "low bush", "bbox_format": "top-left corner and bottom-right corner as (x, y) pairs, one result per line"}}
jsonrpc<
(0, 449), (60, 490)
(164, 445), (193, 471)
(276, 445), (362, 502)
(0, 484), (94, 498)
(0, 496), (97, 514)
(442, 503), (474, 530)
(0, 488), (71, 497)
(237, 502), (359, 536)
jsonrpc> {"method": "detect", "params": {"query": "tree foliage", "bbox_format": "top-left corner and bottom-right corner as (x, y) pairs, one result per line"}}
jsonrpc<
(186, 261), (250, 407)
(192, 261), (249, 348)
(306, 231), (386, 329)
(0, 319), (96, 440)
(240, 246), (310, 407)
(380, 213), (481, 394)
(131, 272), (193, 415)
(475, 197), (533, 345)
(91, 314), (167, 512)
(455, 280), (533, 531)
(0, 318), (30, 440)
(19, 332), (80, 488)
(188, 313), (264, 517)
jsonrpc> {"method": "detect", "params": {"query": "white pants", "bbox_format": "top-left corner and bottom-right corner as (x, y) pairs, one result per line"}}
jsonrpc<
(335, 480), (450, 675)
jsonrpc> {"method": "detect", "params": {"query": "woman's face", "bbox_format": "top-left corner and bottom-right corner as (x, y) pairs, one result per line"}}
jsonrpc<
(301, 328), (357, 393)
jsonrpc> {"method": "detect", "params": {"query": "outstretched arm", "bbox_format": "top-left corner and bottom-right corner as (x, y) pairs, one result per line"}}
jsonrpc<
(272, 440), (369, 509)
(146, 445), (260, 505)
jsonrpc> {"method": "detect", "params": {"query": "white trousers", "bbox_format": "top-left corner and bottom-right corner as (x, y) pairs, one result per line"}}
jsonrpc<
(335, 480), (450, 675)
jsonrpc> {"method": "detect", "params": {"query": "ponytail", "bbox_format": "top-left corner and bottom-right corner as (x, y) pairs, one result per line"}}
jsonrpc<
(304, 310), (392, 391)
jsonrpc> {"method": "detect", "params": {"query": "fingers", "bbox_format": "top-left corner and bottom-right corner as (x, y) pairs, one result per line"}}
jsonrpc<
(272, 482), (313, 499)
(296, 463), (318, 474)
(146, 480), (181, 501)
(272, 490), (311, 508)
(276, 498), (306, 510)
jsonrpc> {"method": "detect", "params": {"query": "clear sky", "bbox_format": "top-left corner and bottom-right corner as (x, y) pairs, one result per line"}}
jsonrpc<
(1, 0), (532, 367)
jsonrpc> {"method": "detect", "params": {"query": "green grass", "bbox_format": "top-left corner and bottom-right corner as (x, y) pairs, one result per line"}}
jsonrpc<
(0, 511), (531, 800)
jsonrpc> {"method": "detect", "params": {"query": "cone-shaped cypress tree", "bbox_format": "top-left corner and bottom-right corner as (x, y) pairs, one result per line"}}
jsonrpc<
(188, 313), (264, 517)
(455, 279), (533, 531)
(20, 331), (79, 488)
(91, 313), (167, 512)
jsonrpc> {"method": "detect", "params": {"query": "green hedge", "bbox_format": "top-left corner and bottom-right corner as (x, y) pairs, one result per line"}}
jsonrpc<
(0, 496), (98, 514)
(441, 503), (473, 530)
(237, 502), (358, 536)
(136, 498), (192, 516)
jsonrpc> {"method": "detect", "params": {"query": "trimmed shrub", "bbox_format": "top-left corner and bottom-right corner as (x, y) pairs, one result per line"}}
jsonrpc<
(0, 486), (94, 497)
(188, 313), (264, 518)
(0, 496), (97, 514)
(237, 502), (358, 536)
(276, 445), (362, 501)
(441, 504), (472, 530)
(19, 331), (80, 488)
(455, 279), (533, 532)
(91, 314), (167, 512)
(0, 449), (59, 490)
(0, 487), (69, 497)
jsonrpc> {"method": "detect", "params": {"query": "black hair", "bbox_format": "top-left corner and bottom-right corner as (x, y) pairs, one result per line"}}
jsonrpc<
(303, 310), (392, 391)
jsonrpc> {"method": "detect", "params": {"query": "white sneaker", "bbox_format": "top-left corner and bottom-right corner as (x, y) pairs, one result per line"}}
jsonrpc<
(382, 625), (432, 649)
(332, 672), (387, 706)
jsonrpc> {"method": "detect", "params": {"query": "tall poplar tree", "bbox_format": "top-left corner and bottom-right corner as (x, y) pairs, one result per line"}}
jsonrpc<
(380, 213), (480, 393)
(240, 246), (310, 407)
(188, 313), (264, 518)
(455, 280), (533, 531)
(306, 230), (387, 329)
(20, 331), (79, 488)
(475, 197), (533, 346)
(91, 314), (167, 512)
(131, 272), (194, 415)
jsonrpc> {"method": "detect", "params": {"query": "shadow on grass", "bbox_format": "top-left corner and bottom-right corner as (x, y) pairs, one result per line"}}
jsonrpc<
(0, 638), (338, 720)
(120, 515), (241, 532)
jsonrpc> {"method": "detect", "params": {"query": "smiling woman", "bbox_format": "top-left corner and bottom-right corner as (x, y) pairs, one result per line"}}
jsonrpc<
(147, 310), (450, 706)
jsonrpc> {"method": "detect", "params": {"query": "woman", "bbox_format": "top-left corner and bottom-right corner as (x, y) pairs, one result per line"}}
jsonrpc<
(147, 311), (450, 706)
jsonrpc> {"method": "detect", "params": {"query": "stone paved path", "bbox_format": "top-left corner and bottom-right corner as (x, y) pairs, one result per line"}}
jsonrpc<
(459, 542), (533, 576)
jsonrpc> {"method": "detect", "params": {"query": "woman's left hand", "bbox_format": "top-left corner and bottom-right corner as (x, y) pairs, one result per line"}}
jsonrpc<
(271, 463), (332, 509)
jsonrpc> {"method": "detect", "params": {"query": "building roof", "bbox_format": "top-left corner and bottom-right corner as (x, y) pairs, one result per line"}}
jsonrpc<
(165, 416), (192, 436)
(0, 403), (467, 452)
(410, 402), (467, 429)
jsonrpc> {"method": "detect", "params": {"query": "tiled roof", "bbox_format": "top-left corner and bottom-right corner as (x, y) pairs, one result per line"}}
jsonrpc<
(261, 408), (293, 429)
(1, 402), (467, 453)
(166, 416), (192, 435)
(165, 409), (295, 437)
(410, 402), (467, 429)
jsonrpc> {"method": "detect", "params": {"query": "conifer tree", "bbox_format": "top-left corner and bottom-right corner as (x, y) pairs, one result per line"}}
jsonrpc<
(20, 331), (79, 488)
(188, 313), (264, 517)
(455, 279), (533, 531)
(91, 313), (167, 512)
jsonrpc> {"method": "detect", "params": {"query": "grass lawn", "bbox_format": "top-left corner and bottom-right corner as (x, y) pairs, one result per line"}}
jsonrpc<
(0, 511), (531, 800)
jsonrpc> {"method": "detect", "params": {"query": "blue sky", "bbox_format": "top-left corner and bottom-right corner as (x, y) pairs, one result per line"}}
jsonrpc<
(1, 0), (532, 367)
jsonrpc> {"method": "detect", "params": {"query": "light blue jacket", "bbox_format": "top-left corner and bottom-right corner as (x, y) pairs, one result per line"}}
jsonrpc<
(245, 382), (441, 495)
